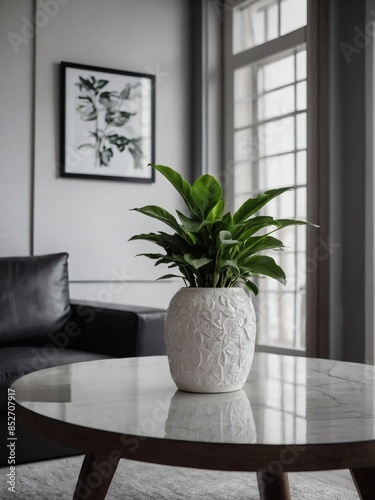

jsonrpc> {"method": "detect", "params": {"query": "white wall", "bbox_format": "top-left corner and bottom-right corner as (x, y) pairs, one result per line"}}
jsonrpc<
(0, 0), (190, 309)
(0, 0), (33, 256)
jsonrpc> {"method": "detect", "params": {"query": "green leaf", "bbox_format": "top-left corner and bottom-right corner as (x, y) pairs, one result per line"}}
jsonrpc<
(150, 164), (198, 218)
(176, 210), (208, 233)
(232, 216), (276, 239)
(233, 187), (291, 224)
(158, 231), (192, 254)
(128, 232), (167, 247)
(209, 219), (228, 238)
(218, 230), (240, 248)
(239, 236), (284, 261)
(156, 274), (185, 281)
(136, 253), (166, 260)
(131, 206), (183, 235)
(274, 218), (319, 229)
(243, 255), (286, 285)
(191, 175), (222, 219)
(207, 198), (225, 221)
(183, 253), (211, 269)
(244, 280), (259, 295)
(129, 232), (190, 258)
(223, 260), (240, 276)
(222, 212), (234, 229)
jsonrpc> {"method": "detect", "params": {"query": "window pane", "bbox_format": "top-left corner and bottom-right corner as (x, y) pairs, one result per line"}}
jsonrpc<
(268, 3), (278, 39)
(234, 161), (253, 194)
(296, 186), (306, 219)
(297, 224), (306, 254)
(280, 0), (307, 36)
(255, 292), (280, 344)
(278, 225), (296, 249)
(296, 50), (307, 80)
(278, 252), (297, 289)
(264, 188), (295, 218)
(234, 129), (253, 161)
(296, 252), (307, 291)
(295, 291), (306, 349)
(233, 0), (279, 54)
(258, 85), (295, 121)
(296, 112), (307, 149)
(259, 55), (295, 92)
(262, 270), (282, 291)
(258, 116), (295, 156)
(296, 150), (306, 185)
(296, 81), (307, 111)
(258, 153), (295, 191)
(256, 292), (296, 346)
(234, 66), (254, 128)
(233, 0), (306, 54)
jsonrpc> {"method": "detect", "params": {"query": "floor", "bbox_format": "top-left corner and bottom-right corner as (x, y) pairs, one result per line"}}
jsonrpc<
(304, 470), (356, 491)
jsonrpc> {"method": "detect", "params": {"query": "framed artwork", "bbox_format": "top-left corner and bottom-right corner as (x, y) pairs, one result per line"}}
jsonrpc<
(60, 62), (155, 182)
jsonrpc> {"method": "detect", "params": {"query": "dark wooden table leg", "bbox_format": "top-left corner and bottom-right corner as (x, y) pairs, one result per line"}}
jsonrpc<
(73, 453), (120, 500)
(257, 472), (291, 500)
(350, 467), (375, 499)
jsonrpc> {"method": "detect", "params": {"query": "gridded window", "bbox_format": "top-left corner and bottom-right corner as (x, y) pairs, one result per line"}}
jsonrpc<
(233, 47), (307, 350)
(229, 0), (308, 351)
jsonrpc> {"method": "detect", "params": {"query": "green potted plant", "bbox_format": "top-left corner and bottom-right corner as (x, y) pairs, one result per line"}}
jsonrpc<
(130, 164), (314, 393)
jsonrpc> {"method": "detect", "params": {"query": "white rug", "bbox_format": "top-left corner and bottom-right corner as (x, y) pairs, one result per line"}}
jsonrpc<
(1, 455), (359, 499)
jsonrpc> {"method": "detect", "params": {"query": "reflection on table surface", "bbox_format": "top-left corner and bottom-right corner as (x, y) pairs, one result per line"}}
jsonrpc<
(12, 353), (375, 446)
(165, 389), (257, 443)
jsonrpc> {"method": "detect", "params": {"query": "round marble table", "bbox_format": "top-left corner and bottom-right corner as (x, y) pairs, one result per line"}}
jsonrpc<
(12, 353), (375, 499)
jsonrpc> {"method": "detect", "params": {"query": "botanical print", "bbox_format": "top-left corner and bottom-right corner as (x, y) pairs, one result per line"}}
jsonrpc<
(75, 75), (143, 168)
(61, 63), (154, 182)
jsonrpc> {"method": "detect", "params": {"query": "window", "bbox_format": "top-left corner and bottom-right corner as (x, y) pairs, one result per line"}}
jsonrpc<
(225, 0), (308, 352)
(233, 0), (307, 53)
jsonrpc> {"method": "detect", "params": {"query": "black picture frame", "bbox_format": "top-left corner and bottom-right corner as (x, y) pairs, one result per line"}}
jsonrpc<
(60, 62), (155, 183)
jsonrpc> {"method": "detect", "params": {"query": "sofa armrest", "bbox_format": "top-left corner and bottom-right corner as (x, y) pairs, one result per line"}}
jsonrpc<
(65, 300), (166, 358)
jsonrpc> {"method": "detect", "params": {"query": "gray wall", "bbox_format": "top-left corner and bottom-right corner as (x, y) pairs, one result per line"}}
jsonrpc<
(0, 0), (33, 257)
(329, 0), (369, 362)
(0, 0), (191, 308)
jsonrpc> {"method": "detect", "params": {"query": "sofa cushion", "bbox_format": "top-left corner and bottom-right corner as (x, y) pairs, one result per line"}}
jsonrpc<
(0, 346), (113, 411)
(0, 253), (71, 346)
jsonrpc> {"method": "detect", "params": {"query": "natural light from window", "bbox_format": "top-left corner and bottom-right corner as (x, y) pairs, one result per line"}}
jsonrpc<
(233, 0), (307, 54)
(231, 0), (307, 351)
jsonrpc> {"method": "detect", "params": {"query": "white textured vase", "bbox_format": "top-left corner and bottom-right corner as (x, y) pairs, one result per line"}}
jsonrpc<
(164, 287), (256, 393)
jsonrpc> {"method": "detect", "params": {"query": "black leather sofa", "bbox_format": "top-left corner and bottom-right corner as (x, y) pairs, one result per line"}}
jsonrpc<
(0, 253), (166, 465)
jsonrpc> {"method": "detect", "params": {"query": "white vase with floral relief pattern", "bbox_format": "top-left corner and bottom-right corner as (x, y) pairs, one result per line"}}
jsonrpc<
(164, 287), (256, 393)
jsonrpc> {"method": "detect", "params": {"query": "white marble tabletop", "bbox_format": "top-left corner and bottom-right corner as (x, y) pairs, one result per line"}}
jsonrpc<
(11, 353), (375, 446)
